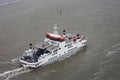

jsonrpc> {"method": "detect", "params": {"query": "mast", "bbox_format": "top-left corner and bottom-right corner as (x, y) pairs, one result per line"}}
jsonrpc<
(53, 24), (58, 35)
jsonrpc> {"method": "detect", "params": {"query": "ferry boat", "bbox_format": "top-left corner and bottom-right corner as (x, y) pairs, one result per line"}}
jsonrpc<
(19, 25), (87, 68)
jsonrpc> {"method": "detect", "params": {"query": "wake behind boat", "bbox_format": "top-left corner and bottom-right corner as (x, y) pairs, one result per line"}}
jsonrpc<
(19, 25), (87, 68)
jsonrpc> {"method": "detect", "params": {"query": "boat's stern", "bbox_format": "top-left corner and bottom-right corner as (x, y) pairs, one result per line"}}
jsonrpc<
(19, 59), (40, 68)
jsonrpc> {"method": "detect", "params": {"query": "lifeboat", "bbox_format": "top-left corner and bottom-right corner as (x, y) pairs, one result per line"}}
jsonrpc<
(46, 33), (65, 41)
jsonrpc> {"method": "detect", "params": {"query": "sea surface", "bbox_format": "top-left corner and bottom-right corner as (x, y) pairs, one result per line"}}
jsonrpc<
(0, 0), (120, 80)
(0, 0), (22, 7)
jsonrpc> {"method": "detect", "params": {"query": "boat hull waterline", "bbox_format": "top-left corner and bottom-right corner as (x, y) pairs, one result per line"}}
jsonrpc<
(19, 25), (87, 68)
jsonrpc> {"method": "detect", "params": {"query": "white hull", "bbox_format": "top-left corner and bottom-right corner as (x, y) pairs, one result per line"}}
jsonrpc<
(20, 40), (87, 68)
(19, 25), (87, 68)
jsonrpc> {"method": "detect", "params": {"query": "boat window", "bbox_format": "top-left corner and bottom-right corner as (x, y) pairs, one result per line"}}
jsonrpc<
(65, 45), (67, 47)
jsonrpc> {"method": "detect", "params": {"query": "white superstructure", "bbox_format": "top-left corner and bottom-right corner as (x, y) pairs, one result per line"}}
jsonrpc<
(19, 25), (87, 68)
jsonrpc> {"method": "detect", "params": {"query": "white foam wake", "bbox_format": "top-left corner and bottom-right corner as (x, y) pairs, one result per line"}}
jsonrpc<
(11, 58), (20, 63)
(0, 67), (32, 80)
(0, 0), (23, 7)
